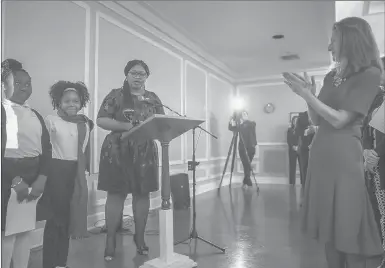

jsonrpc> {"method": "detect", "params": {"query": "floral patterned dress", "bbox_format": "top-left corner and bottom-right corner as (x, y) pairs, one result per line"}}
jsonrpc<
(97, 86), (165, 195)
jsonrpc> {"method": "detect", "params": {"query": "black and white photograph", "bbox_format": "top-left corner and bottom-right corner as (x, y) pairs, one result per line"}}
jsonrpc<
(1, 1), (384, 268)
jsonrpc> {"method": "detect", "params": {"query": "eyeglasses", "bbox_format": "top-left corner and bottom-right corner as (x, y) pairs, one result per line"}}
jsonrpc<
(128, 72), (147, 79)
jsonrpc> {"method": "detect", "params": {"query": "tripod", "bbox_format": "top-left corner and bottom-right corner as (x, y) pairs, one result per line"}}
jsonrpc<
(218, 122), (259, 192)
(174, 127), (226, 253)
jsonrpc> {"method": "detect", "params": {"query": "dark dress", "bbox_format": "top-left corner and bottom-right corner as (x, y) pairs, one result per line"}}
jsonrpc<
(301, 67), (383, 256)
(97, 87), (165, 195)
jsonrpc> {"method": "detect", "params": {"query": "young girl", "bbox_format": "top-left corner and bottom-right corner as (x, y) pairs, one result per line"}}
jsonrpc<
(1, 59), (51, 268)
(41, 81), (93, 268)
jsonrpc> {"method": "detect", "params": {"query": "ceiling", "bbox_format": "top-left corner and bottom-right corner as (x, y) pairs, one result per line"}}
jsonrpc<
(118, 1), (336, 83)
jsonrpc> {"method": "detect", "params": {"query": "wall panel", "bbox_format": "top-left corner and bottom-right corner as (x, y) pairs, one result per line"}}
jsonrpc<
(208, 75), (234, 161)
(2, 1), (87, 117)
(185, 61), (207, 161)
(95, 13), (183, 170)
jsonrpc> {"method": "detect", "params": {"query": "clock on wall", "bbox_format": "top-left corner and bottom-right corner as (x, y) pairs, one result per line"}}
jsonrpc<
(264, 103), (275, 114)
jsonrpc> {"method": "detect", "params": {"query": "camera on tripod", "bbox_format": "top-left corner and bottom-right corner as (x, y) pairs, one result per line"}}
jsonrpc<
(231, 110), (244, 125)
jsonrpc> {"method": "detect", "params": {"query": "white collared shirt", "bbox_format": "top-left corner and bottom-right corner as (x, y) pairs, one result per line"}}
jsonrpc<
(2, 99), (42, 158)
(45, 115), (90, 161)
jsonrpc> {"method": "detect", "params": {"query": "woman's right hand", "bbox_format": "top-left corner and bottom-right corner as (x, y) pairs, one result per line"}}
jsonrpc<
(12, 176), (29, 203)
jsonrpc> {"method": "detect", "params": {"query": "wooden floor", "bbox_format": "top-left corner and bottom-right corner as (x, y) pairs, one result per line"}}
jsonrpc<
(27, 184), (381, 268)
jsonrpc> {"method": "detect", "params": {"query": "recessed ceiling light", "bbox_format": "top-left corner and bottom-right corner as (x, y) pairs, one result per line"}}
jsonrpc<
(272, 34), (284, 40)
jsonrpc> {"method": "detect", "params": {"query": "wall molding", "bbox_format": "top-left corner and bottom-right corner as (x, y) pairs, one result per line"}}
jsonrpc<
(184, 60), (208, 162)
(97, 1), (234, 84)
(72, 1), (91, 118)
(236, 66), (330, 88)
(180, 58), (186, 164)
(93, 10), (187, 167)
(98, 10), (183, 62)
(93, 11), (100, 173)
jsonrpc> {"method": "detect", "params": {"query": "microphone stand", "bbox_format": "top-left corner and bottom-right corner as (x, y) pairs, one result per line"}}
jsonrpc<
(152, 102), (226, 253)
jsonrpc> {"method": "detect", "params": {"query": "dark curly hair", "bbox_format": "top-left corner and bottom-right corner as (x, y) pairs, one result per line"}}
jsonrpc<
(1, 58), (29, 84)
(49, 80), (90, 110)
(124, 60), (150, 77)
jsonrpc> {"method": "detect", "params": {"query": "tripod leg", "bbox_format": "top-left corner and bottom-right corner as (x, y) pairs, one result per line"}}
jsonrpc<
(229, 133), (238, 187)
(196, 235), (226, 252)
(218, 133), (236, 189)
(238, 133), (259, 192)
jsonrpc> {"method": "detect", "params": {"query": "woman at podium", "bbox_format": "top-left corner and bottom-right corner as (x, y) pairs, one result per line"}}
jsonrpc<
(97, 60), (165, 259)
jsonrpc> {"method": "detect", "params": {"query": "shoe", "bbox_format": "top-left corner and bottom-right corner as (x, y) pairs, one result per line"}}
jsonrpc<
(133, 233), (149, 255)
(243, 177), (252, 187)
(104, 234), (116, 261)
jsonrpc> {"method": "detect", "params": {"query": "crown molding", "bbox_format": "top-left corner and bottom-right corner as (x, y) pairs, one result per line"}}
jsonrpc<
(235, 66), (330, 87)
(98, 1), (235, 83)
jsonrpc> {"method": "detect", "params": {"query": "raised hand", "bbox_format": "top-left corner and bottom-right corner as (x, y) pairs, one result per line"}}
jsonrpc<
(282, 72), (316, 98)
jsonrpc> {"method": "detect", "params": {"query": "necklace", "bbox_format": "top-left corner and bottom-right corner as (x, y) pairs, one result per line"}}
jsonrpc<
(332, 64), (346, 87)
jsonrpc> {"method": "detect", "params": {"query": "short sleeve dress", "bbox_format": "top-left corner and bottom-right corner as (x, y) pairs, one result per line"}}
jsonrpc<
(301, 66), (383, 256)
(97, 87), (165, 195)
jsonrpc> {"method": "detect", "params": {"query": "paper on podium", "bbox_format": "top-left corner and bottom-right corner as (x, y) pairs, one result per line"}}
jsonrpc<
(121, 114), (205, 143)
(4, 188), (41, 236)
(369, 102), (384, 134)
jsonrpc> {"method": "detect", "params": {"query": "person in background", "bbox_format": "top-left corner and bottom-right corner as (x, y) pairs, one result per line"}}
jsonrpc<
(97, 60), (164, 259)
(283, 16), (384, 268)
(1, 59), (51, 268)
(295, 112), (316, 187)
(362, 55), (385, 265)
(228, 110), (257, 187)
(287, 116), (299, 185)
(40, 81), (93, 268)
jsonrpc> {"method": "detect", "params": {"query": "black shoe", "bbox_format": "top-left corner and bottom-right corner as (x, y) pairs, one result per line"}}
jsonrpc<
(244, 177), (252, 187)
(104, 234), (116, 261)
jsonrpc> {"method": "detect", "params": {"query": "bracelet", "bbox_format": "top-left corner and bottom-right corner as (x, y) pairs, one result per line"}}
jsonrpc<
(11, 178), (23, 188)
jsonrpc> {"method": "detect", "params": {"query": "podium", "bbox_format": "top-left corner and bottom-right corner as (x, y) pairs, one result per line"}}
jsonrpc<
(121, 114), (204, 268)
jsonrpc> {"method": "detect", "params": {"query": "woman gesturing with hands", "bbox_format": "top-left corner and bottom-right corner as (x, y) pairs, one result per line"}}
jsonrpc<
(283, 16), (384, 268)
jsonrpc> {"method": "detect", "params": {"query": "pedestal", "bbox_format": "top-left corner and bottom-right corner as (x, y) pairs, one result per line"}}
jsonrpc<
(140, 210), (197, 268)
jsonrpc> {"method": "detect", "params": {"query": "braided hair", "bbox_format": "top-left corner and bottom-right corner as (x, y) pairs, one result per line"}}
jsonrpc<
(1, 59), (29, 86)
(49, 80), (90, 110)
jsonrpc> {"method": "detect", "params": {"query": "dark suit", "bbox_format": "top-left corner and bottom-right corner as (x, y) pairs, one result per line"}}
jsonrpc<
(287, 127), (298, 185)
(229, 120), (257, 185)
(296, 112), (315, 186)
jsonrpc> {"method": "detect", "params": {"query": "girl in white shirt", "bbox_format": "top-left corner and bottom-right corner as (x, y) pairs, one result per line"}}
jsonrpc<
(1, 59), (51, 268)
(40, 81), (93, 268)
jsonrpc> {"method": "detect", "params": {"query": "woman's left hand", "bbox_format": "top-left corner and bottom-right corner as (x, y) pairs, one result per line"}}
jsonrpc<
(282, 72), (316, 98)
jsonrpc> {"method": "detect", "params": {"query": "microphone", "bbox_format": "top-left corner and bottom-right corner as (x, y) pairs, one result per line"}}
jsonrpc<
(139, 96), (158, 105)
(138, 96), (182, 117)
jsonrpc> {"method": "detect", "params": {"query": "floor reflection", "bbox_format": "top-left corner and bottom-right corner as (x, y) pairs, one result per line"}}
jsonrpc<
(28, 183), (328, 268)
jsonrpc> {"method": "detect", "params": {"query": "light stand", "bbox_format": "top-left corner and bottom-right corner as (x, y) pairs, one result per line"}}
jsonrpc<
(152, 102), (226, 253)
(175, 127), (226, 253)
(218, 119), (259, 192)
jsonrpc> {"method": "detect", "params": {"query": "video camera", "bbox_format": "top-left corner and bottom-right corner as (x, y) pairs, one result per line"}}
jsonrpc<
(231, 110), (244, 124)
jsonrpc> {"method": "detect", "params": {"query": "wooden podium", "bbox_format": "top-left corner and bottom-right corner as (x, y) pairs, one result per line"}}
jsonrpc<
(121, 114), (204, 268)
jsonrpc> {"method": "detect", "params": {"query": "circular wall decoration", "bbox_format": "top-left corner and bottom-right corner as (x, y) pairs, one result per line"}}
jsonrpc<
(264, 103), (275, 114)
